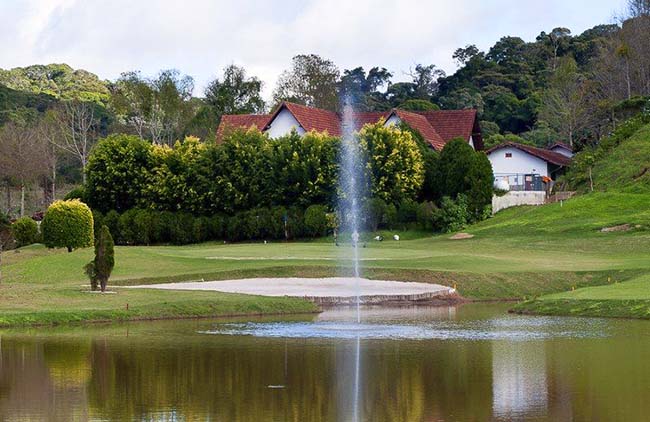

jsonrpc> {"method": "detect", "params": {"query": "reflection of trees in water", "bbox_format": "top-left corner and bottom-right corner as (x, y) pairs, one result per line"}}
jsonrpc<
(363, 340), (494, 421)
(0, 338), (91, 421)
(87, 337), (340, 421)
(2, 328), (650, 420)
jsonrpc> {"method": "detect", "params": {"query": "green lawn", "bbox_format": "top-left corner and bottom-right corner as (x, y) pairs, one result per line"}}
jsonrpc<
(2, 191), (650, 326)
(512, 274), (650, 319)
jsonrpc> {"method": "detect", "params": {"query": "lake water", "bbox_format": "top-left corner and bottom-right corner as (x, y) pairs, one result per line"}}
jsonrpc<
(1, 303), (650, 421)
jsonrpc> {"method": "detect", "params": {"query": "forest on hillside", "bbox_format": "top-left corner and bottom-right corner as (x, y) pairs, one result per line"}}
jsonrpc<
(1, 0), (649, 217)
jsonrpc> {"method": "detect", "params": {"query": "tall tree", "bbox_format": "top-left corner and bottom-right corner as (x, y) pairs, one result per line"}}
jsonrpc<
(0, 121), (47, 217)
(539, 57), (592, 146)
(110, 70), (196, 145)
(273, 54), (340, 110)
(51, 100), (99, 184)
(338, 66), (392, 110)
(204, 64), (265, 117)
(409, 64), (445, 100)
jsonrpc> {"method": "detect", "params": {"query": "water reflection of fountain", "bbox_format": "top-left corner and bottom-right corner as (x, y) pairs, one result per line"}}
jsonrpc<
(491, 341), (548, 419)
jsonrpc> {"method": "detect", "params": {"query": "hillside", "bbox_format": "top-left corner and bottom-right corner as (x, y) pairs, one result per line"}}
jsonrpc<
(0, 63), (110, 105)
(0, 84), (57, 124)
(470, 192), (650, 238)
(590, 122), (650, 193)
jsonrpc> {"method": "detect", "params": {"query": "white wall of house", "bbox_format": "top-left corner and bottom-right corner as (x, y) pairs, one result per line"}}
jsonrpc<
(488, 147), (549, 180)
(468, 136), (475, 150)
(384, 114), (401, 127)
(549, 146), (573, 157)
(265, 109), (305, 138)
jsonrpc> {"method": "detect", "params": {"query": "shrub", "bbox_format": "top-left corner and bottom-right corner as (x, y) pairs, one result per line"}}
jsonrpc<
(304, 205), (328, 238)
(466, 152), (494, 222)
(416, 201), (437, 231)
(42, 200), (94, 252)
(226, 214), (244, 241)
(433, 195), (470, 233)
(437, 138), (477, 198)
(12, 217), (39, 247)
(207, 214), (226, 240)
(364, 198), (386, 231)
(91, 210), (104, 240)
(397, 199), (418, 228)
(286, 207), (305, 239)
(171, 213), (196, 245)
(64, 186), (86, 202)
(84, 225), (115, 292)
(103, 210), (121, 243)
(269, 206), (288, 240)
(383, 203), (398, 230)
(0, 213), (14, 251)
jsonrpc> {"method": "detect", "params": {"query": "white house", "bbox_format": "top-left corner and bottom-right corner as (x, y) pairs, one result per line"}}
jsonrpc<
(487, 142), (572, 191)
(216, 101), (483, 152)
(548, 142), (574, 158)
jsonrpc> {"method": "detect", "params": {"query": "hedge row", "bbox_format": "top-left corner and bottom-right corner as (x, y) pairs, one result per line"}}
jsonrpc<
(93, 196), (478, 246)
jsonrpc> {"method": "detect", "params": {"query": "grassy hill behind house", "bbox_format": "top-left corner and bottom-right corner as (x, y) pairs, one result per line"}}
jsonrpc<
(588, 123), (650, 193)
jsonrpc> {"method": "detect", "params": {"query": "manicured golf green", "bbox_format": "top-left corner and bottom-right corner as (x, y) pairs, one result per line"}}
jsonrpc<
(2, 191), (649, 326)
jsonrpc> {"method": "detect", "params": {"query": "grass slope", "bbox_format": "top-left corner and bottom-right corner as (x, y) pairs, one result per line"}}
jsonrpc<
(590, 123), (650, 194)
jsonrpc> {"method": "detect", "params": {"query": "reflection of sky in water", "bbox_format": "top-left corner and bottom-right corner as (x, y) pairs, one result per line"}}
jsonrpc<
(199, 308), (609, 341)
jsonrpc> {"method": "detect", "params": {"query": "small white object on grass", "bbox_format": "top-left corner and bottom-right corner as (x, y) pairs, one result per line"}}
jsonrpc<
(393, 234), (400, 241)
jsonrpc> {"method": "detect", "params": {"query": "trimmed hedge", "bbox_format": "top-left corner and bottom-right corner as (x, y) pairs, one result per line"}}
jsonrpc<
(42, 200), (94, 252)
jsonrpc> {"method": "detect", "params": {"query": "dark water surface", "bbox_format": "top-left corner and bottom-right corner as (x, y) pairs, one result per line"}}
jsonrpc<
(1, 303), (650, 421)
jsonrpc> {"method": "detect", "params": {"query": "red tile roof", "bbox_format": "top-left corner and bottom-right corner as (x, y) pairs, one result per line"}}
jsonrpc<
(487, 142), (573, 166)
(418, 109), (478, 142)
(393, 110), (446, 150)
(275, 102), (342, 136)
(215, 102), (482, 151)
(216, 114), (271, 143)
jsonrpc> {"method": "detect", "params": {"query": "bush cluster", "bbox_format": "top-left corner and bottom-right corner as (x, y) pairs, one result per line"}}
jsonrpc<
(12, 217), (39, 247)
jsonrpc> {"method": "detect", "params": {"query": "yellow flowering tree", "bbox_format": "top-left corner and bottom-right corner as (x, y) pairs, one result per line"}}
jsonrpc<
(357, 123), (425, 204)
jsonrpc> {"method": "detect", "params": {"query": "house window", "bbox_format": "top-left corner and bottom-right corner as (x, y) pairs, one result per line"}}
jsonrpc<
(505, 152), (512, 158)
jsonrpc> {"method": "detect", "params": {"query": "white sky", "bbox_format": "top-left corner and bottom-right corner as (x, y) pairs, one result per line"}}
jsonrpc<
(0, 0), (627, 100)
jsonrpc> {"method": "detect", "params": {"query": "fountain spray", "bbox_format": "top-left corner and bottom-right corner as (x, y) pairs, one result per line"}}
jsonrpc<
(339, 97), (366, 324)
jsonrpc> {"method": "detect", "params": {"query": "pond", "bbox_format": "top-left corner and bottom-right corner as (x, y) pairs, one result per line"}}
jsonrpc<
(1, 303), (649, 421)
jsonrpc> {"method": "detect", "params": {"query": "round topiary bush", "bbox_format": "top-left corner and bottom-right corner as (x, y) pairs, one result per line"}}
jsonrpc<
(304, 205), (328, 238)
(12, 217), (40, 247)
(42, 200), (94, 252)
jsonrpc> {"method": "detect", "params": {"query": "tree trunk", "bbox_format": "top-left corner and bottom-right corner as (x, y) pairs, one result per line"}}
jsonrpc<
(0, 241), (3, 284)
(100, 277), (107, 292)
(67, 246), (72, 253)
(20, 184), (25, 218)
(589, 167), (594, 192)
(5, 185), (10, 216)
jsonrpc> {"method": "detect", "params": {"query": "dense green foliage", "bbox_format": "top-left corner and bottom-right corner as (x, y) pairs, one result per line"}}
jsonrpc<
(85, 134), (157, 213)
(85, 225), (115, 291)
(42, 200), (94, 252)
(358, 123), (425, 204)
(11, 217), (39, 247)
(436, 139), (493, 220)
(85, 126), (427, 217)
(303, 205), (329, 238)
